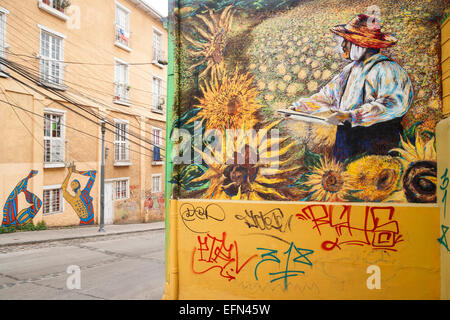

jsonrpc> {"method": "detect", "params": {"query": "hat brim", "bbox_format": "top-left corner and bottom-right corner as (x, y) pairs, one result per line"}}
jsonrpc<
(330, 25), (397, 49)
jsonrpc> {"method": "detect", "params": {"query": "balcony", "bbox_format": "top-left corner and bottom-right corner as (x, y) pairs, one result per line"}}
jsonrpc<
(38, 0), (70, 21)
(114, 82), (131, 106)
(39, 58), (68, 91)
(152, 47), (165, 68)
(115, 24), (131, 52)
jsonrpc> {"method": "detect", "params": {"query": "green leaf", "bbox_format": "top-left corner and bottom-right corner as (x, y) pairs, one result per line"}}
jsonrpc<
(403, 121), (423, 144)
(303, 146), (322, 170)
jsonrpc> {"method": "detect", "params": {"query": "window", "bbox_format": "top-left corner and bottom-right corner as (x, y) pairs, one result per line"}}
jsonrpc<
(114, 60), (129, 104)
(38, 0), (70, 20)
(43, 187), (63, 215)
(152, 29), (163, 63)
(0, 7), (9, 75)
(39, 27), (65, 87)
(114, 120), (129, 163)
(152, 175), (161, 193)
(44, 111), (65, 165)
(115, 3), (130, 49)
(152, 76), (163, 112)
(152, 127), (162, 163)
(115, 179), (129, 200)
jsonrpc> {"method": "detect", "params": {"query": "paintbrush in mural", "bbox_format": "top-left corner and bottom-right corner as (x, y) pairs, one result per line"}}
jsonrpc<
(278, 109), (329, 125)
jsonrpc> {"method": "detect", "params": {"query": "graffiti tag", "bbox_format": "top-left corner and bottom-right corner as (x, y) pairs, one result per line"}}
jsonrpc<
(192, 232), (257, 281)
(180, 203), (226, 233)
(254, 242), (314, 290)
(296, 204), (403, 251)
(234, 208), (292, 233)
(441, 168), (449, 218)
(438, 225), (450, 252)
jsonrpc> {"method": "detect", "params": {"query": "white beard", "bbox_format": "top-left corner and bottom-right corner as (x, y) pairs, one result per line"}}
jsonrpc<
(350, 43), (367, 61)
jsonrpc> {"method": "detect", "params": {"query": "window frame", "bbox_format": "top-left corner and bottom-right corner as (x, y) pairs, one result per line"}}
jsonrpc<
(151, 126), (163, 165)
(152, 174), (162, 194)
(113, 119), (131, 166)
(114, 58), (130, 106)
(43, 185), (64, 215)
(38, 0), (69, 21)
(114, 178), (130, 201)
(38, 25), (66, 89)
(152, 27), (164, 67)
(43, 108), (66, 168)
(0, 7), (9, 76)
(152, 75), (164, 113)
(114, 1), (131, 51)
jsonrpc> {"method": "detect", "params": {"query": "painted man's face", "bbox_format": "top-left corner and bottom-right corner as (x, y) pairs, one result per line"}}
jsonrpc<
(71, 180), (81, 193)
(341, 39), (352, 60)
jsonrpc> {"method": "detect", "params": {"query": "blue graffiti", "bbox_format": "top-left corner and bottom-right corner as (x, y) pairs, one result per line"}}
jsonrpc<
(441, 168), (449, 218)
(254, 242), (314, 290)
(438, 225), (450, 252)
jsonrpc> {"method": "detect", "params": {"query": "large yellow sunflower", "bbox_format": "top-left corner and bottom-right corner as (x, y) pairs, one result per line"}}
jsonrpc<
(188, 66), (262, 131)
(303, 156), (352, 202)
(191, 122), (299, 200)
(345, 155), (403, 202)
(183, 6), (234, 79)
(390, 131), (437, 203)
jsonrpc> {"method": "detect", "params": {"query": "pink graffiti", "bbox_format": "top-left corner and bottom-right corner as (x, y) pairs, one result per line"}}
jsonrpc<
(192, 232), (258, 281)
(296, 205), (403, 251)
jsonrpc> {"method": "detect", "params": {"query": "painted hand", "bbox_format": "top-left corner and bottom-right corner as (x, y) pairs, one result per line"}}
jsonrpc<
(326, 111), (351, 125)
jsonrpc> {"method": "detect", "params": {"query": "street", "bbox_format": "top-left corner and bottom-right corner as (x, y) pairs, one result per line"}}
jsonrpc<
(0, 229), (165, 300)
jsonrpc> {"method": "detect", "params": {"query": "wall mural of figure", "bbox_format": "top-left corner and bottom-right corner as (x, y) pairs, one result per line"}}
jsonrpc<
(62, 163), (97, 225)
(172, 0), (447, 204)
(287, 14), (413, 162)
(2, 170), (42, 227)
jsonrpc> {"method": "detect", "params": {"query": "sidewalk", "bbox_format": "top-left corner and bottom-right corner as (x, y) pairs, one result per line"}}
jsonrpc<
(0, 221), (165, 247)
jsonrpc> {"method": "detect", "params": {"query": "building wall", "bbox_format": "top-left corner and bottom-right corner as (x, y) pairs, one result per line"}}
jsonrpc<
(0, 0), (167, 227)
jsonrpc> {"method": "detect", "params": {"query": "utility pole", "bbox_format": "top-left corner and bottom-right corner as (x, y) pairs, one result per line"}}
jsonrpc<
(99, 119), (106, 232)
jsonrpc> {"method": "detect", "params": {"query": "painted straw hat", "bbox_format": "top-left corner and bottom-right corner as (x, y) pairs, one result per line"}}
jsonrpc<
(330, 14), (397, 49)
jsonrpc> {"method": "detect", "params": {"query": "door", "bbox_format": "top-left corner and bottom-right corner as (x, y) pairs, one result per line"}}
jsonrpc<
(104, 182), (114, 225)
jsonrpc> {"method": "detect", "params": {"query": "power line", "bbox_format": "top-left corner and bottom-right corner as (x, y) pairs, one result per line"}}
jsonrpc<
(0, 97), (158, 160)
(0, 58), (165, 159)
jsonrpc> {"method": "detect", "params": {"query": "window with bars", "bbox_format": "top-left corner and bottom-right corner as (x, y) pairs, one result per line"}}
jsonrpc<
(152, 77), (163, 111)
(44, 112), (65, 164)
(115, 4), (130, 48)
(152, 175), (161, 193)
(114, 61), (129, 104)
(114, 121), (129, 163)
(43, 188), (63, 215)
(115, 179), (129, 200)
(40, 30), (64, 86)
(152, 127), (162, 162)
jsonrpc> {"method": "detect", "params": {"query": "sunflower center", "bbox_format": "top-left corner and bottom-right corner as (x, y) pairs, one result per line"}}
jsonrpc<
(376, 169), (396, 191)
(322, 170), (343, 193)
(227, 96), (240, 115)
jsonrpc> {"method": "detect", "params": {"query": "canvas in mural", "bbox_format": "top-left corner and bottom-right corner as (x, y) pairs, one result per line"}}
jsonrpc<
(170, 0), (448, 203)
(2, 170), (42, 227)
(62, 163), (97, 225)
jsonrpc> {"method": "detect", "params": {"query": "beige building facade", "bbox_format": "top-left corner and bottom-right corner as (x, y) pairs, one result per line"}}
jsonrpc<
(0, 0), (167, 227)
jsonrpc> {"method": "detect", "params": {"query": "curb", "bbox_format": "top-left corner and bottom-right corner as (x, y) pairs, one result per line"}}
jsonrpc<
(0, 226), (165, 247)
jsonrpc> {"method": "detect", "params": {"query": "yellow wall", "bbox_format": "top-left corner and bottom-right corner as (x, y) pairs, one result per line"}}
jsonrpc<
(0, 0), (167, 227)
(165, 199), (440, 300)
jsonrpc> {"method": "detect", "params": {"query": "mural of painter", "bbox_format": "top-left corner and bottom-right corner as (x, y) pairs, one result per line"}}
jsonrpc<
(173, 0), (446, 204)
(62, 163), (97, 225)
(2, 170), (42, 227)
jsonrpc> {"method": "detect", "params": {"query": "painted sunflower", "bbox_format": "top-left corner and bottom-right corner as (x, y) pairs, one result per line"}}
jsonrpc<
(191, 122), (299, 200)
(188, 66), (262, 131)
(303, 156), (352, 202)
(183, 6), (234, 79)
(345, 155), (403, 202)
(390, 132), (437, 203)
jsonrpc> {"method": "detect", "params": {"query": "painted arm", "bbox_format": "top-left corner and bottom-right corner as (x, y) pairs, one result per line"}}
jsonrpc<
(62, 166), (74, 201)
(349, 61), (413, 127)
